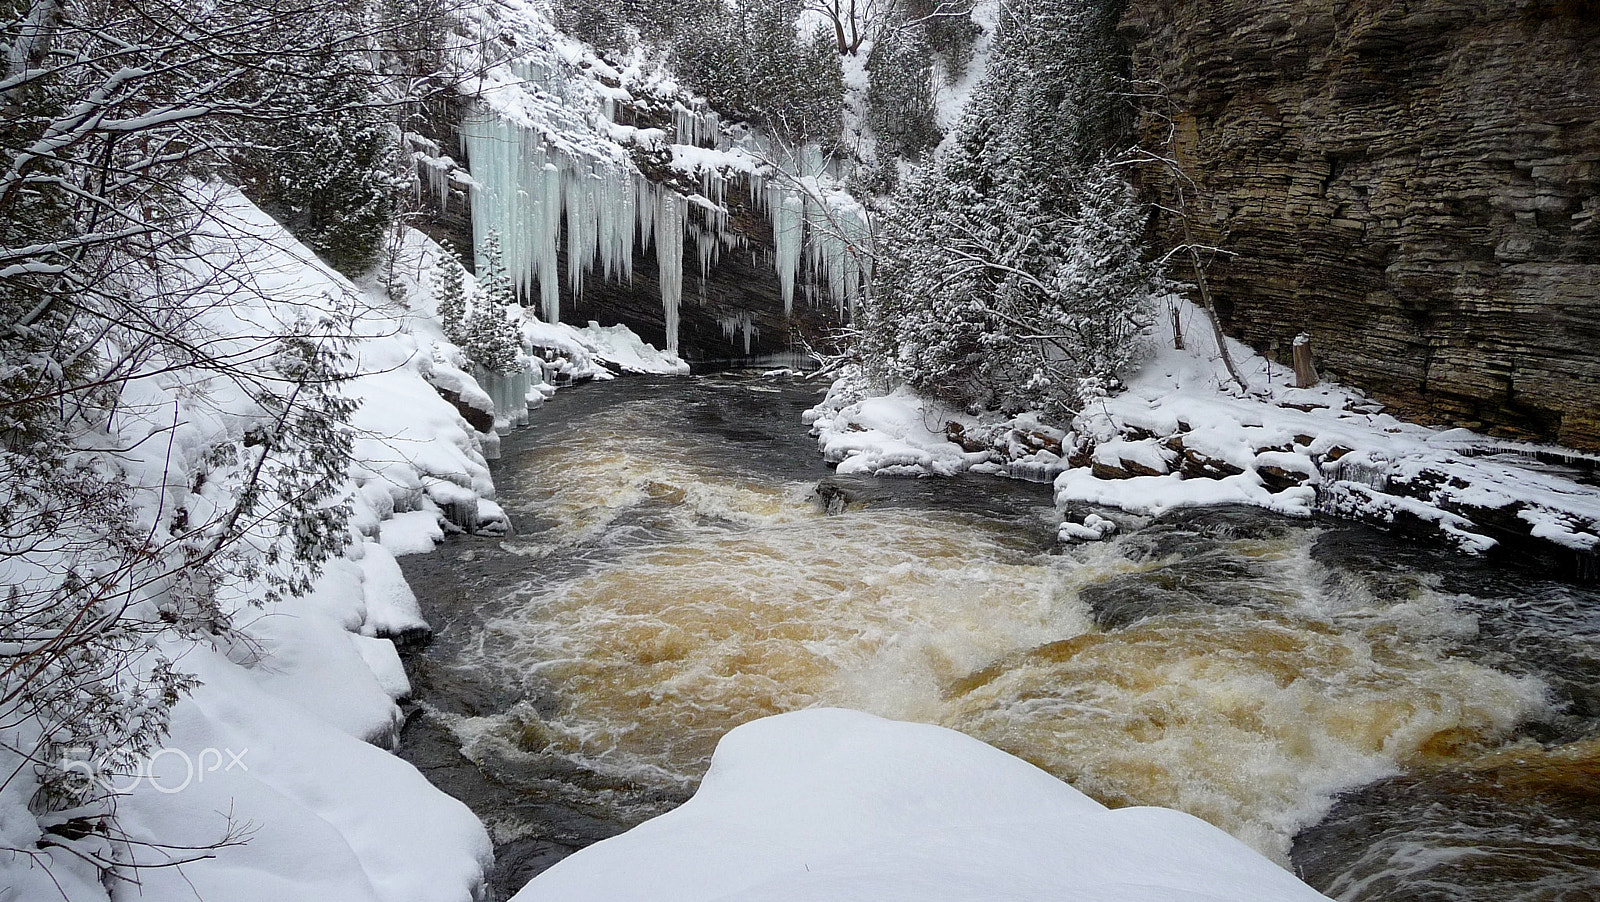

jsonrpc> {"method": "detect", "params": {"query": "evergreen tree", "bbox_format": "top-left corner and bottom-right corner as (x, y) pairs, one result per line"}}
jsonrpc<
(463, 232), (524, 375)
(866, 23), (941, 159)
(434, 240), (470, 338)
(669, 0), (845, 144)
(232, 5), (409, 276)
(907, 0), (981, 81)
(857, 0), (1163, 422)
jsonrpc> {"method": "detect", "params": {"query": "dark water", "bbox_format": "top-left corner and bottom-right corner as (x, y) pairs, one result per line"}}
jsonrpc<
(397, 373), (1600, 901)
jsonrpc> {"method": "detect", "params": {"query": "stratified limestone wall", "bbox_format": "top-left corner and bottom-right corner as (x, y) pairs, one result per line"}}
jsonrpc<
(1121, 0), (1600, 449)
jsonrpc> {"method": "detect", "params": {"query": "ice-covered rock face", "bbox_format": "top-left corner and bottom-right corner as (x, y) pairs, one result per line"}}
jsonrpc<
(509, 708), (1333, 902)
(454, 6), (867, 360)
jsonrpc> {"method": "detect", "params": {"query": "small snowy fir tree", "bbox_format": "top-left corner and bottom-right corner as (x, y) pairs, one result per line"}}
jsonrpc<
(434, 240), (470, 341)
(464, 231), (524, 375)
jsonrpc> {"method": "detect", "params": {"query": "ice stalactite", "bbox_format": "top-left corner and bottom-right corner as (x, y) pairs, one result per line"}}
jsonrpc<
(463, 45), (867, 359)
(594, 162), (636, 283)
(461, 111), (564, 321)
(719, 312), (757, 355)
(771, 190), (806, 315)
(1322, 454), (1391, 491)
(407, 133), (455, 213)
(477, 364), (534, 429)
(674, 101), (721, 149)
(463, 109), (647, 328)
(655, 189), (686, 354)
(538, 162), (562, 322)
(812, 200), (869, 318)
(767, 182), (869, 318)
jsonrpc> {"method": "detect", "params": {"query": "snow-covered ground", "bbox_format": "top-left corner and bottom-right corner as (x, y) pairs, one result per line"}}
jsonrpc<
(510, 708), (1332, 902)
(0, 181), (695, 901)
(807, 300), (1600, 560)
(0, 184), (503, 901)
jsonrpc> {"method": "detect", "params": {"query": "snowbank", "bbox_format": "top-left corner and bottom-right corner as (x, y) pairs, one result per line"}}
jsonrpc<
(810, 301), (1600, 561)
(510, 709), (1331, 902)
(117, 186), (495, 900)
(521, 316), (691, 379)
(0, 184), (494, 901)
(805, 384), (989, 477)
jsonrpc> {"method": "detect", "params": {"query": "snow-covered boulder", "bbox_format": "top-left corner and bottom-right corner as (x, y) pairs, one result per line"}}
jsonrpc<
(511, 708), (1332, 902)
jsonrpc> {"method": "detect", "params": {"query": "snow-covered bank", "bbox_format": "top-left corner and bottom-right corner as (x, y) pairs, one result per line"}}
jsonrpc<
(807, 301), (1600, 568)
(0, 180), (686, 899)
(0, 185), (498, 900)
(509, 708), (1331, 902)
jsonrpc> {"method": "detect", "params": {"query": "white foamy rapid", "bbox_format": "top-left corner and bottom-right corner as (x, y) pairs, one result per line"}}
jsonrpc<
(452, 395), (1551, 865)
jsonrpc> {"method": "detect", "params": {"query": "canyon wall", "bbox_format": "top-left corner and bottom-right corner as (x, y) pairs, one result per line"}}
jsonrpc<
(1121, 0), (1600, 449)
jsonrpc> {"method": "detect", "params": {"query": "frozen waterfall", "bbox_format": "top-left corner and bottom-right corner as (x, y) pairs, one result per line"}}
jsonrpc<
(460, 61), (871, 355)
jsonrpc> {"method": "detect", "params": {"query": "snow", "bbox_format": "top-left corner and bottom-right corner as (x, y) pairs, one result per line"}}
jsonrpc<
(521, 315), (691, 377)
(0, 183), (494, 902)
(357, 542), (430, 638)
(810, 299), (1600, 555)
(933, 1), (1001, 142)
(379, 509), (448, 556)
(111, 644), (489, 902)
(808, 385), (988, 477)
(510, 709), (1332, 902)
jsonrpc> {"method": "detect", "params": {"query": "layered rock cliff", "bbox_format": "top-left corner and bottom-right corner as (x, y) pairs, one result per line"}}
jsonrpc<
(1121, 0), (1600, 450)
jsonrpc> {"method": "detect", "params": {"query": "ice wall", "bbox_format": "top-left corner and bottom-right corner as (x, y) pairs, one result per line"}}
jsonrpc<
(460, 43), (870, 356)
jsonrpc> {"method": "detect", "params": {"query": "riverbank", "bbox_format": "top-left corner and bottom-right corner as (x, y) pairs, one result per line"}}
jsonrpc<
(807, 300), (1600, 578)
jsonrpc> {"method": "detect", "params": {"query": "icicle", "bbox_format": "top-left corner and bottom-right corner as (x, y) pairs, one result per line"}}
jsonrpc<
(565, 165), (602, 299)
(770, 187), (805, 316)
(595, 161), (619, 282)
(697, 227), (716, 281)
(655, 190), (686, 354)
(636, 176), (656, 253)
(618, 171), (636, 282)
(539, 161), (562, 322)
(720, 312), (757, 355)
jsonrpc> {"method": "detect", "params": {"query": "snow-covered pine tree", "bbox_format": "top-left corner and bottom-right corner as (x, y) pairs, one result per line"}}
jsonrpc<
(233, 5), (409, 276)
(669, 0), (844, 143)
(857, 0), (1163, 422)
(463, 232), (524, 375)
(434, 240), (470, 339)
(866, 20), (941, 160)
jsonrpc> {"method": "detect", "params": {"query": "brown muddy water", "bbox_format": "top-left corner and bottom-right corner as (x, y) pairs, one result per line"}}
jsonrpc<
(397, 373), (1600, 901)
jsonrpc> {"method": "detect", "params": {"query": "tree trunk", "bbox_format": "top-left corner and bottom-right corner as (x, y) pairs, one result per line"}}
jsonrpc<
(1292, 332), (1318, 388)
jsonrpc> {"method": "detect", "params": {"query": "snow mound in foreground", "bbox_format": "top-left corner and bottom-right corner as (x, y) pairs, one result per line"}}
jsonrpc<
(510, 709), (1331, 902)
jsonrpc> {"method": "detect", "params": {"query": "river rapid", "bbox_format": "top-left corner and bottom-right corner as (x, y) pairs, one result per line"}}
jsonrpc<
(397, 373), (1600, 901)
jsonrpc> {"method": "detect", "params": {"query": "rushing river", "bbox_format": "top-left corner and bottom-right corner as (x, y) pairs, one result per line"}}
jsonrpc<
(398, 373), (1600, 901)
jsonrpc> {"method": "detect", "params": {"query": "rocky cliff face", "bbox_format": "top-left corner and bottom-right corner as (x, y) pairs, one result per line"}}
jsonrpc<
(1121, 0), (1600, 450)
